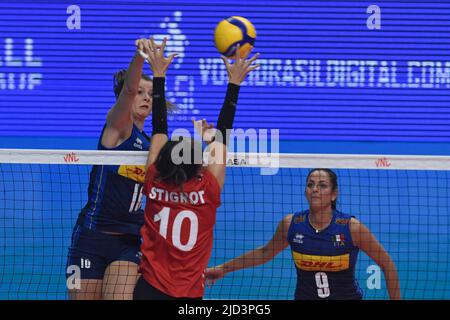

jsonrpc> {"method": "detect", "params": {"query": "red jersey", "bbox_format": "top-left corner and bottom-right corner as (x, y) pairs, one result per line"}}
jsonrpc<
(139, 164), (221, 298)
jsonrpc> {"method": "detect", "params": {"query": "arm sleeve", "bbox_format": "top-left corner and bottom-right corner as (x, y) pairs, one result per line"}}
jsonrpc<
(151, 77), (168, 136)
(214, 83), (240, 146)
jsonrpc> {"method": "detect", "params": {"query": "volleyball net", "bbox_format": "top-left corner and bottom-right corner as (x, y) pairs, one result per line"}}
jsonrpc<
(0, 149), (449, 300)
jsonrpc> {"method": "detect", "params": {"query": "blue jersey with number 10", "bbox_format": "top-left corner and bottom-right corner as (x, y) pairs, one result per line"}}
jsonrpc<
(76, 124), (150, 235)
(287, 210), (363, 300)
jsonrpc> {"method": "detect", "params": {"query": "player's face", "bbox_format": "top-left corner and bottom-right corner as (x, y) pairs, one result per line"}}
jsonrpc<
(132, 79), (153, 121)
(305, 170), (337, 210)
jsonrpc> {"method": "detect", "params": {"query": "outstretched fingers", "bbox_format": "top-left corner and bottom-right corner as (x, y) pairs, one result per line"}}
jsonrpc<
(160, 37), (168, 51)
(148, 36), (156, 52)
(220, 55), (231, 69)
(167, 52), (179, 65)
(244, 63), (260, 77)
(247, 63), (261, 72)
(142, 36), (178, 77)
(245, 52), (260, 66)
(240, 44), (253, 60)
(238, 52), (260, 77)
(220, 55), (232, 78)
(233, 44), (240, 60)
(135, 39), (142, 51)
(142, 39), (154, 58)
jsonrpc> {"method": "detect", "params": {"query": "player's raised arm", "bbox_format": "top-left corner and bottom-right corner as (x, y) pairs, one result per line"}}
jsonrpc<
(102, 39), (147, 148)
(205, 214), (291, 285)
(142, 37), (178, 168)
(206, 47), (260, 189)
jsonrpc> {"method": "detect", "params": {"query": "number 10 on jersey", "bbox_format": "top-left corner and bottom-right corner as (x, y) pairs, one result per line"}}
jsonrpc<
(154, 207), (199, 252)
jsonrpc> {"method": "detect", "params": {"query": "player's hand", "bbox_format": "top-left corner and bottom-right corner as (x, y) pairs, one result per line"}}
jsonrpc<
(192, 118), (216, 144)
(135, 38), (146, 52)
(221, 44), (260, 85)
(141, 37), (178, 77)
(204, 266), (226, 286)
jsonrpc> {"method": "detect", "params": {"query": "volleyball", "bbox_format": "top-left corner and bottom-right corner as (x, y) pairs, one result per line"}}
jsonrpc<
(214, 16), (256, 58)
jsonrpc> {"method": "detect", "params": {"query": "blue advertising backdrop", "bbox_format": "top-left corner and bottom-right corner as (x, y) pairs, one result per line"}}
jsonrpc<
(1, 0), (450, 153)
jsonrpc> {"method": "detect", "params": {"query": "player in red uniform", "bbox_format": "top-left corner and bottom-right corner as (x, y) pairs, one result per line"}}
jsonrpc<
(133, 38), (259, 299)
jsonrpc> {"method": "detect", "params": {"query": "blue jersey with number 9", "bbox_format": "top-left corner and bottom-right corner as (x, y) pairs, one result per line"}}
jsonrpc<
(287, 210), (363, 300)
(76, 124), (150, 235)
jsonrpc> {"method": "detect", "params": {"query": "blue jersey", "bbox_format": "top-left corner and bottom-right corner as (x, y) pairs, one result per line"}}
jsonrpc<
(76, 124), (150, 235)
(287, 210), (363, 300)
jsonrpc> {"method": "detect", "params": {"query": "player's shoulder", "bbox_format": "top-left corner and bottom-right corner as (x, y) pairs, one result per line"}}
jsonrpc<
(292, 209), (308, 219)
(284, 210), (307, 225)
(334, 211), (363, 235)
(200, 168), (220, 188)
(334, 210), (355, 226)
(293, 209), (309, 217)
(146, 163), (158, 178)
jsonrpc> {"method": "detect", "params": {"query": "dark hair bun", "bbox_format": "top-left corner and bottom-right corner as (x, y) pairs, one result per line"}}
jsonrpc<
(113, 69), (127, 99)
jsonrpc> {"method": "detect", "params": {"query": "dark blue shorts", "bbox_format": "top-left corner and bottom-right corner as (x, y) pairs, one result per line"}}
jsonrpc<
(66, 225), (142, 280)
(133, 276), (202, 300)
